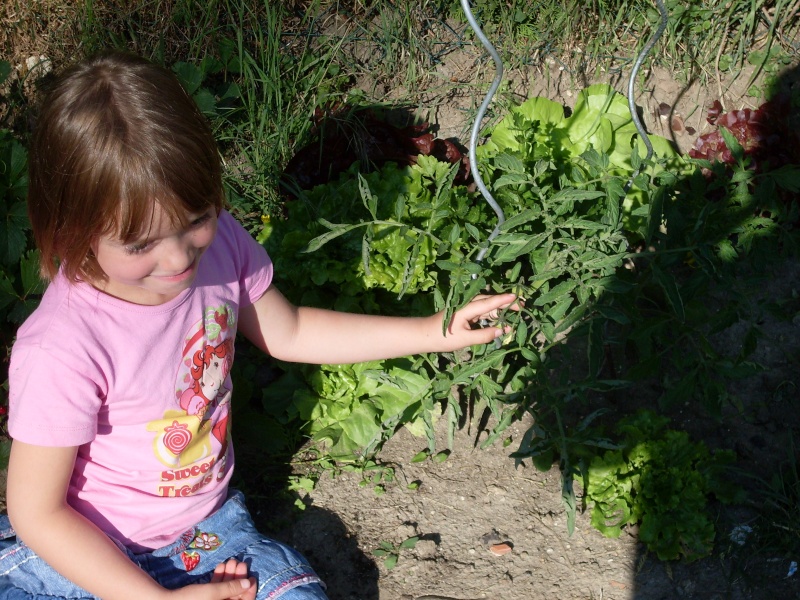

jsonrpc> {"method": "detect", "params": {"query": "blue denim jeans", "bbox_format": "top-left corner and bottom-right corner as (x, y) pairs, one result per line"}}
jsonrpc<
(0, 490), (328, 599)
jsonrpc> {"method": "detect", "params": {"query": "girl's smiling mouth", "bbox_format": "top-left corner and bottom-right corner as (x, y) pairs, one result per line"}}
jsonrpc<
(155, 260), (197, 282)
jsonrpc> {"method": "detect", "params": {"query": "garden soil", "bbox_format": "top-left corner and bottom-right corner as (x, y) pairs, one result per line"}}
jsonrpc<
(251, 58), (800, 599)
(261, 250), (800, 600)
(4, 26), (800, 600)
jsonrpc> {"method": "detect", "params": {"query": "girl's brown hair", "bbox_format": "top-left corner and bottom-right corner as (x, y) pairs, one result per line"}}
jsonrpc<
(28, 51), (224, 282)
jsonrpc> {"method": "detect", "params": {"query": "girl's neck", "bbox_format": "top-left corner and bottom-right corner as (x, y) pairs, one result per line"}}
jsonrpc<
(89, 277), (184, 306)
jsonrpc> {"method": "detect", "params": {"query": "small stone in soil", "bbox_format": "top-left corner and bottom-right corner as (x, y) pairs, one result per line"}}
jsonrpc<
(490, 542), (513, 556)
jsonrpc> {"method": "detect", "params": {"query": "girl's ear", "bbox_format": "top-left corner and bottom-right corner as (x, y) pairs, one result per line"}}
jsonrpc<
(82, 237), (107, 284)
(88, 237), (99, 258)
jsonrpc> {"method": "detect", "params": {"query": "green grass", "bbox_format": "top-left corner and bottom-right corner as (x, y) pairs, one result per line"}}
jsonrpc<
(6, 1), (797, 222)
(56, 0), (353, 223)
(213, 1), (350, 222)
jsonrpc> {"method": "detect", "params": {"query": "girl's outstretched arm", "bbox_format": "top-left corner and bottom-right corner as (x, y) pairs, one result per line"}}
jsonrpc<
(6, 441), (255, 600)
(238, 286), (519, 364)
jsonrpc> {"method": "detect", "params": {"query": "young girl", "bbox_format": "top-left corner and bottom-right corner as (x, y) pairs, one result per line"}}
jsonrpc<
(1, 51), (517, 600)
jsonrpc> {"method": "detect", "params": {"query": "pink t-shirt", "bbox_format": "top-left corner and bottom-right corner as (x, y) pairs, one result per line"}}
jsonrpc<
(8, 210), (272, 552)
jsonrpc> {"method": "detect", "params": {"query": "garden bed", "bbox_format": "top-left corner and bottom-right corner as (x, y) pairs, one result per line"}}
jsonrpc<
(238, 59), (800, 599)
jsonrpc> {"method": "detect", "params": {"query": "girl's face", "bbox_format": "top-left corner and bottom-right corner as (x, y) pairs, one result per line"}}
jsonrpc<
(91, 204), (218, 305)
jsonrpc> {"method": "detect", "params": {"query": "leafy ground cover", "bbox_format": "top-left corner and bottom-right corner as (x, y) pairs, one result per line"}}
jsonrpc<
(2, 1), (800, 598)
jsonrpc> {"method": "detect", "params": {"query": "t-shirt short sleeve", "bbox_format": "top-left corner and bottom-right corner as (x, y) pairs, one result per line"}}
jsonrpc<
(218, 210), (273, 308)
(9, 345), (103, 446)
(5, 209), (273, 549)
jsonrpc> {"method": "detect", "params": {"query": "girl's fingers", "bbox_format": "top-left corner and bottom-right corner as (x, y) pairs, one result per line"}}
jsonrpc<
(211, 560), (236, 582)
(456, 293), (520, 325)
(210, 559), (251, 584)
(191, 578), (253, 600)
(175, 561), (255, 600)
(210, 562), (225, 583)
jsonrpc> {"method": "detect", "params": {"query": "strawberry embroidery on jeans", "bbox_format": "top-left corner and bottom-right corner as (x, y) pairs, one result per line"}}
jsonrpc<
(181, 550), (200, 571)
(191, 531), (221, 551)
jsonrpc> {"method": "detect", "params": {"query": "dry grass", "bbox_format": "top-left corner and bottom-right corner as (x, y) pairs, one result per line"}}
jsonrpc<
(2, 0), (83, 67)
(2, 1), (82, 128)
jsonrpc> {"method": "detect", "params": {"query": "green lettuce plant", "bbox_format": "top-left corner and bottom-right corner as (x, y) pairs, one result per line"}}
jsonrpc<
(584, 410), (742, 561)
(477, 83), (686, 238)
(272, 360), (432, 459)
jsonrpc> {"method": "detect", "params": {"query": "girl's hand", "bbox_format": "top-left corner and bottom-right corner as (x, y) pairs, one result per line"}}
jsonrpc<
(437, 293), (521, 351)
(208, 560), (257, 600)
(167, 559), (256, 600)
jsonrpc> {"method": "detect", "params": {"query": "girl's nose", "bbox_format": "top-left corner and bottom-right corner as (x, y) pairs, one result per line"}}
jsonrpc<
(160, 237), (194, 272)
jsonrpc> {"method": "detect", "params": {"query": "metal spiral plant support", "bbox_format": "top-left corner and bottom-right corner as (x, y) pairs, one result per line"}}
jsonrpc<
(460, 0), (505, 263)
(461, 0), (669, 245)
(626, 0), (669, 185)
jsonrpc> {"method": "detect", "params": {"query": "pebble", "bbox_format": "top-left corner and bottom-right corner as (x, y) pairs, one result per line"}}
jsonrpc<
(610, 580), (627, 590)
(414, 540), (437, 560)
(490, 542), (513, 556)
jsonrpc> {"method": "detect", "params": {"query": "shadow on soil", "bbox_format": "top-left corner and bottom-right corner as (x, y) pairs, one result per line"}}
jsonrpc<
(625, 62), (800, 600)
(230, 440), (381, 598)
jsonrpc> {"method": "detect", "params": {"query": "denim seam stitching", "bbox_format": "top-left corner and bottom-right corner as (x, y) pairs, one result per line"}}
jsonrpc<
(0, 553), (39, 578)
(257, 564), (318, 588)
(262, 574), (323, 599)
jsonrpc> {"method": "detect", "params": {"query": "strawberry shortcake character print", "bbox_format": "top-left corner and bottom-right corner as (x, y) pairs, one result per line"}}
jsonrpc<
(178, 338), (233, 458)
(179, 339), (234, 423)
(147, 304), (236, 495)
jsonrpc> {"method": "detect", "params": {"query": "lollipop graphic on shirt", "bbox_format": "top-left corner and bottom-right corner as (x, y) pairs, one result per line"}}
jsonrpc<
(162, 420), (193, 456)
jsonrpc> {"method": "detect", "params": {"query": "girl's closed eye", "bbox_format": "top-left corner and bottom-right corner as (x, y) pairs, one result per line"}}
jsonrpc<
(123, 211), (213, 255)
(190, 213), (212, 228)
(125, 240), (154, 255)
